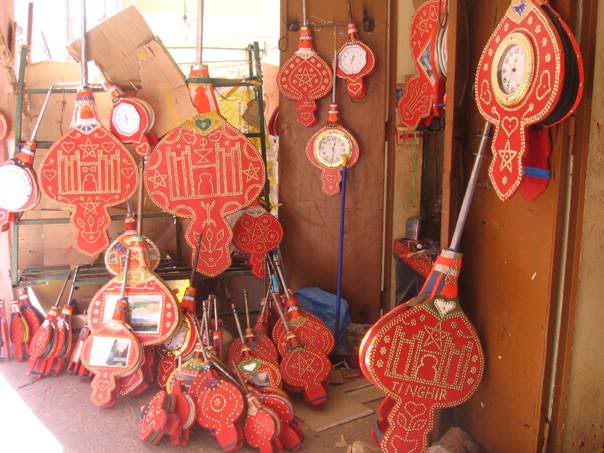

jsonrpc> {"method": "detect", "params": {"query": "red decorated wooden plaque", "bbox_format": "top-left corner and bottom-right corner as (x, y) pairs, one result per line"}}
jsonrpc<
(165, 356), (211, 393)
(39, 90), (138, 256)
(88, 238), (180, 347)
(259, 391), (303, 451)
(272, 302), (334, 356)
(277, 26), (333, 127)
(243, 394), (281, 453)
(336, 23), (377, 100)
(139, 389), (171, 443)
(235, 355), (282, 389)
(80, 298), (144, 408)
(360, 251), (484, 453)
(398, 0), (446, 130)
(233, 206), (284, 279)
(475, 0), (563, 201)
(145, 66), (265, 277)
(105, 215), (160, 275)
(305, 104), (360, 196)
(9, 301), (29, 362)
(228, 332), (279, 366)
(279, 336), (331, 408)
(196, 376), (246, 452)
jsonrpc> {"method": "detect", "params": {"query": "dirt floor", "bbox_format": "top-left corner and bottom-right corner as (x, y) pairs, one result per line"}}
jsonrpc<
(0, 361), (380, 453)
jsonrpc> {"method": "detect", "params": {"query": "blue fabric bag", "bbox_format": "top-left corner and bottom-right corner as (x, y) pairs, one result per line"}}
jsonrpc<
(295, 287), (351, 346)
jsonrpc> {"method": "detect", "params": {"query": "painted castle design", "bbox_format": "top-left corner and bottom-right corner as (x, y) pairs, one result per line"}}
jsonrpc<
(58, 144), (121, 195)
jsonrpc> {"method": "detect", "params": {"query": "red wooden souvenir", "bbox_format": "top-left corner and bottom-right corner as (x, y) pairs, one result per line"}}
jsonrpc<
(10, 301), (29, 362)
(230, 303), (282, 388)
(0, 300), (10, 360)
(104, 214), (160, 275)
(305, 102), (359, 196)
(196, 375), (246, 452)
(39, 89), (138, 255)
(145, 65), (265, 276)
(167, 378), (195, 446)
(272, 298), (334, 357)
(336, 1), (376, 100)
(0, 87), (53, 214)
(359, 124), (491, 452)
(87, 237), (180, 347)
(518, 2), (584, 201)
(106, 82), (156, 157)
(398, 0), (446, 130)
(475, 0), (566, 201)
(81, 254), (144, 408)
(243, 392), (282, 453)
(277, 0), (332, 127)
(228, 291), (279, 365)
(67, 321), (92, 379)
(18, 289), (43, 353)
(272, 295), (331, 409)
(259, 390), (303, 451)
(139, 389), (181, 445)
(233, 206), (284, 279)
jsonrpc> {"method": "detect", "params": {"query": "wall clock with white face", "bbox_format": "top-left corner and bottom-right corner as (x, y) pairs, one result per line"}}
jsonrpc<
(491, 32), (535, 106)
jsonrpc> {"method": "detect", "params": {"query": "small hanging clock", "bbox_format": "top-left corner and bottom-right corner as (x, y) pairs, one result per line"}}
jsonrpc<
(306, 104), (359, 195)
(336, 1), (376, 99)
(106, 82), (156, 157)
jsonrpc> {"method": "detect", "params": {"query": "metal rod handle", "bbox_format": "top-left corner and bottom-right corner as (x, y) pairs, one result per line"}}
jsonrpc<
(449, 122), (492, 251)
(53, 269), (73, 307)
(29, 85), (54, 142)
(231, 303), (245, 342)
(80, 0), (88, 87)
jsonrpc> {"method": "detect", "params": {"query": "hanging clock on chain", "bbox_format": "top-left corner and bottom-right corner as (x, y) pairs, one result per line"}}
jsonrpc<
(306, 51), (359, 196)
(336, 0), (376, 100)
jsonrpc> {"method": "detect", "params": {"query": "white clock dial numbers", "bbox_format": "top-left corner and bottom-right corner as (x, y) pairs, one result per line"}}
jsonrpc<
(314, 132), (353, 168)
(112, 102), (141, 136)
(338, 44), (367, 75)
(491, 32), (535, 107)
(498, 44), (526, 95)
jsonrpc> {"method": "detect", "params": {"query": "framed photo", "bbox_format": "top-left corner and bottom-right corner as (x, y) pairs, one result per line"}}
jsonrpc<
(89, 336), (131, 368)
(103, 293), (163, 333)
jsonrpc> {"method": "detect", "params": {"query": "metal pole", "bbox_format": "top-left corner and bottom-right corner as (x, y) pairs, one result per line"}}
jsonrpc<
(80, 0), (88, 87)
(449, 122), (492, 251)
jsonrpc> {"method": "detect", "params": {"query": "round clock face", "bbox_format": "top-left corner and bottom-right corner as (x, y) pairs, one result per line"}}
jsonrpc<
(112, 102), (141, 136)
(313, 130), (353, 168)
(0, 165), (33, 211)
(491, 32), (535, 106)
(338, 44), (368, 75)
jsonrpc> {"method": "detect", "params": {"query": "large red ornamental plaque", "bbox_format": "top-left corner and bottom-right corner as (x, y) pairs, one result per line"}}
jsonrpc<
(475, 0), (564, 201)
(104, 215), (160, 275)
(398, 0), (446, 130)
(233, 206), (283, 279)
(88, 238), (180, 346)
(145, 66), (265, 276)
(361, 251), (484, 452)
(277, 26), (333, 127)
(39, 90), (138, 255)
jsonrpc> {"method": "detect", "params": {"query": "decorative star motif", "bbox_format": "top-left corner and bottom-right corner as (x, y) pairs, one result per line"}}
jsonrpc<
(148, 170), (167, 189)
(498, 142), (518, 173)
(294, 68), (317, 88)
(422, 324), (449, 351)
(242, 164), (261, 182)
(79, 138), (97, 159)
(80, 197), (100, 217)
(293, 353), (314, 375)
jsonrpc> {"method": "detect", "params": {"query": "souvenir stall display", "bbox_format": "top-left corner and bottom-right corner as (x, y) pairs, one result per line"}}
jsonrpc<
(1, 0), (591, 451)
(38, 4), (138, 256)
(277, 0), (333, 127)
